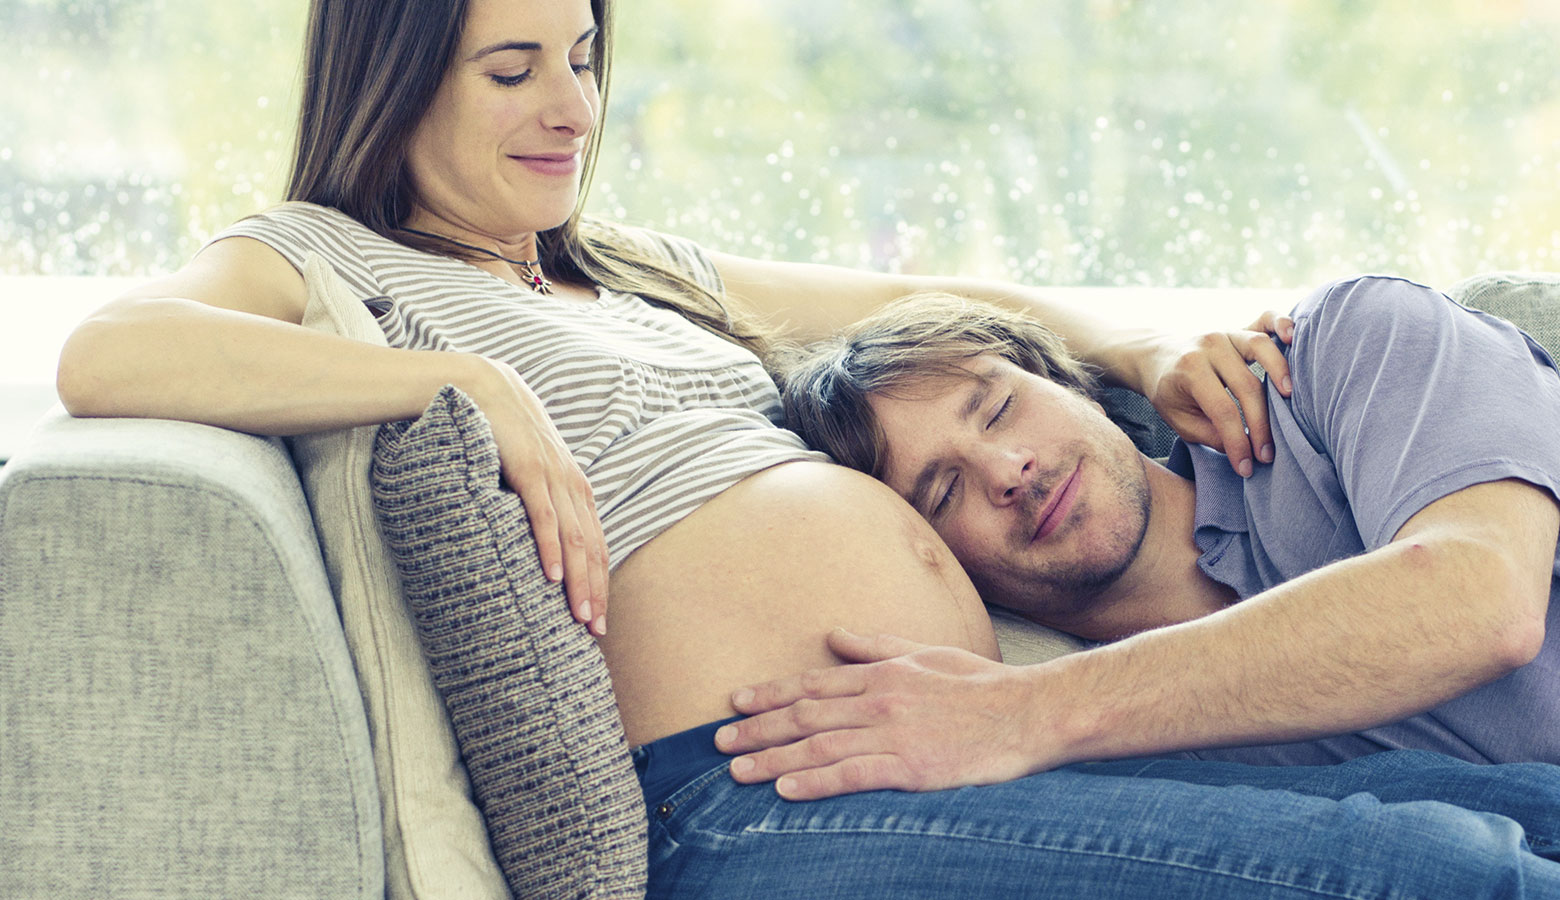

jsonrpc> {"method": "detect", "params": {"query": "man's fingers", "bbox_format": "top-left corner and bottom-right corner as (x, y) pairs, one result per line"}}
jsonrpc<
(730, 663), (869, 716)
(826, 628), (926, 663)
(773, 754), (918, 800)
(717, 693), (888, 754)
(726, 725), (899, 789)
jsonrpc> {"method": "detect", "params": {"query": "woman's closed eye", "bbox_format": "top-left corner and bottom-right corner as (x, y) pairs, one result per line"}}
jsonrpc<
(489, 59), (592, 87)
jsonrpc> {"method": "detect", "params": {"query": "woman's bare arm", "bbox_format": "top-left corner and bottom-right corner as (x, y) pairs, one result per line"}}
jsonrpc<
(57, 236), (487, 432)
(709, 250), (1293, 477)
(56, 235), (610, 632)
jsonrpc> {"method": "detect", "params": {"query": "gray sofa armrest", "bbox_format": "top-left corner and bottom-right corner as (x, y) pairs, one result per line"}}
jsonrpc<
(0, 410), (382, 899)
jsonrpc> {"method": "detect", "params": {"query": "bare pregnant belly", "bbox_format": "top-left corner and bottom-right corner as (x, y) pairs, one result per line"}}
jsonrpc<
(599, 460), (1000, 746)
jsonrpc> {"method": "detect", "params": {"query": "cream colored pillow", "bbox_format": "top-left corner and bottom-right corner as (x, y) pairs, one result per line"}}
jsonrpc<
(289, 253), (512, 900)
(988, 605), (1091, 665)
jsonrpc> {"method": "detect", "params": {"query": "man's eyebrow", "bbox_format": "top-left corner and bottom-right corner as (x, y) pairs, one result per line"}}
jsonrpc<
(469, 26), (597, 61)
(959, 372), (995, 421)
(904, 373), (993, 515)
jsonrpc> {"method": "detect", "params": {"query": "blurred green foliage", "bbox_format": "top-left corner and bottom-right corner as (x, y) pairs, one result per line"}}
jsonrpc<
(2, 0), (1556, 288)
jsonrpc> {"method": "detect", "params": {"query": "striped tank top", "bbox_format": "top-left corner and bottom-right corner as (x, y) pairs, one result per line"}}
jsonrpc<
(212, 202), (829, 569)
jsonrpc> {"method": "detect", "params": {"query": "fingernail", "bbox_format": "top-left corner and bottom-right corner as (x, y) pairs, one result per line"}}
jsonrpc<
(547, 564), (562, 581)
(579, 600), (592, 622)
(732, 688), (755, 708)
(593, 614), (607, 636)
(1282, 376), (1293, 394)
(715, 725), (737, 748)
(776, 776), (797, 796)
(731, 756), (755, 776)
(1260, 443), (1274, 463)
(1238, 459), (1253, 478)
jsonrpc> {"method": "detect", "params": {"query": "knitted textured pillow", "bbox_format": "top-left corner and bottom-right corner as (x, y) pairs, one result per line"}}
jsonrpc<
(370, 385), (647, 900)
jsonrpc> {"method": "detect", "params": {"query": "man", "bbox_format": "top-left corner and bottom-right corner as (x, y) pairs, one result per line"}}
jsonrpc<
(715, 275), (1560, 800)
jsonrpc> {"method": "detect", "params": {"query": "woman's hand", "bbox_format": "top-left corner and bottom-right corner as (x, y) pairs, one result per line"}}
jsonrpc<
(467, 357), (609, 635)
(1138, 311), (1296, 477)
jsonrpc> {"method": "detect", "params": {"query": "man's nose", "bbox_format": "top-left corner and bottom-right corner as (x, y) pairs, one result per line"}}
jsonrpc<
(986, 447), (1037, 506)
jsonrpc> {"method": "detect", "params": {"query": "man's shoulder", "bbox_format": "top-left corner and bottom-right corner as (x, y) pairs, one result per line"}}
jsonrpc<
(1285, 275), (1469, 391)
(1290, 275), (1451, 337)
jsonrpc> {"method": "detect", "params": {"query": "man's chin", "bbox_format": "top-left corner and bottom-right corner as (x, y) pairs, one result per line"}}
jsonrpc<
(975, 546), (1143, 638)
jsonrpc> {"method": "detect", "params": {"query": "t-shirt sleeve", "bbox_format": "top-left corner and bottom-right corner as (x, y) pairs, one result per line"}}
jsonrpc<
(1285, 275), (1560, 549)
(203, 202), (383, 298)
(595, 222), (725, 296)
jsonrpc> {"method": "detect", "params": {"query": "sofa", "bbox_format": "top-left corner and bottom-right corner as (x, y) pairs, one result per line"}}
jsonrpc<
(2, 271), (1555, 899)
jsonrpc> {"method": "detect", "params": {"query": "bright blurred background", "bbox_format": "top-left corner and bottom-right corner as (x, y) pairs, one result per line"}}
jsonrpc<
(2, 0), (1558, 453)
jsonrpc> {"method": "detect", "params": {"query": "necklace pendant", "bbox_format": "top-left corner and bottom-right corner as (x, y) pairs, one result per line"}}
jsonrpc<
(522, 265), (553, 295)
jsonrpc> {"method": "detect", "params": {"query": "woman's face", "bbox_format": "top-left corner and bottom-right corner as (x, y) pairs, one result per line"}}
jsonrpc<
(405, 0), (600, 246)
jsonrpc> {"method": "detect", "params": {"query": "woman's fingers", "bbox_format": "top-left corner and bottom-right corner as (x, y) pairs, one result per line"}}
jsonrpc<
(551, 483), (596, 628)
(563, 469), (609, 634)
(1213, 334), (1273, 467)
(1246, 310), (1297, 346)
(494, 437), (607, 633)
(1152, 323), (1293, 478)
(1183, 355), (1257, 475)
(472, 359), (609, 634)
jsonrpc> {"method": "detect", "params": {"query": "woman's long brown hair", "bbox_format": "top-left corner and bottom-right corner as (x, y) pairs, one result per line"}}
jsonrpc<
(285, 0), (774, 358)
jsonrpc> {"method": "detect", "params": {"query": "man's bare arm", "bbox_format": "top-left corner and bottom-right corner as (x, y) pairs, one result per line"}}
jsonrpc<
(718, 478), (1556, 799)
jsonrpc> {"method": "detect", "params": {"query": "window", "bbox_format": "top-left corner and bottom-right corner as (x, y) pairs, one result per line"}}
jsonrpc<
(4, 0), (1556, 288)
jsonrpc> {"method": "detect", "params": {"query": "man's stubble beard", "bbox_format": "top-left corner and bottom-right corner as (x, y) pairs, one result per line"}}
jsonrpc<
(973, 443), (1152, 625)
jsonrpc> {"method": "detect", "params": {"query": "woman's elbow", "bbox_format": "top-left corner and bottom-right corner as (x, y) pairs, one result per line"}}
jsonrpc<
(56, 304), (139, 417)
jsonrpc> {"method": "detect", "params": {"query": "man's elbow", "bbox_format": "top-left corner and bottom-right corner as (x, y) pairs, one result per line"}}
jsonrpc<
(1492, 603), (1546, 672)
(1407, 534), (1549, 674)
(1482, 549), (1549, 672)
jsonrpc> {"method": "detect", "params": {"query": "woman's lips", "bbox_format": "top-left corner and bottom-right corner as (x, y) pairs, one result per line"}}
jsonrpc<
(510, 152), (579, 176)
(1033, 463), (1082, 543)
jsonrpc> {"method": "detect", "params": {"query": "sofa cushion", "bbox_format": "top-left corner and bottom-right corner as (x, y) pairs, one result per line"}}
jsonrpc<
(289, 253), (512, 900)
(371, 385), (647, 900)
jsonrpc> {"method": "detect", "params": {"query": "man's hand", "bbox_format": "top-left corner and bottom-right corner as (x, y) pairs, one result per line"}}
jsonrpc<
(715, 629), (1053, 800)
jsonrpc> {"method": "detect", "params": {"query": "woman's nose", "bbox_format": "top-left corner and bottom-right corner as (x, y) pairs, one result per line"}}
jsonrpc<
(542, 68), (596, 137)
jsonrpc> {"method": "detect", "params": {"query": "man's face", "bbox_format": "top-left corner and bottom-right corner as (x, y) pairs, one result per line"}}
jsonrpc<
(868, 354), (1152, 624)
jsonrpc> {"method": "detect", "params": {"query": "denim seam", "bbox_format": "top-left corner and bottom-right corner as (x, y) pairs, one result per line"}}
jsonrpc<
(737, 827), (1400, 900)
(651, 761), (734, 814)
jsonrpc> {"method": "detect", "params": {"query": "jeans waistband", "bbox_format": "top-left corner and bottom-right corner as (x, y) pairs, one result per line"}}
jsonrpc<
(632, 716), (743, 808)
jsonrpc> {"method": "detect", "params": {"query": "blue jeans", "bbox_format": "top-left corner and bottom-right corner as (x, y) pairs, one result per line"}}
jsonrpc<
(635, 719), (1560, 899)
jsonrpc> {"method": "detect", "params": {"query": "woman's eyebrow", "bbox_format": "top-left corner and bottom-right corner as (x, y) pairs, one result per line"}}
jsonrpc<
(468, 26), (598, 61)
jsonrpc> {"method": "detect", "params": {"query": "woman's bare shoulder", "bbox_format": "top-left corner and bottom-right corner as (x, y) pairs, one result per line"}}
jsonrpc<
(115, 234), (308, 325)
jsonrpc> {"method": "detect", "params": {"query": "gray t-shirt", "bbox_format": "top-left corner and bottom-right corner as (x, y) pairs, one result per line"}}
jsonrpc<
(1165, 274), (1560, 765)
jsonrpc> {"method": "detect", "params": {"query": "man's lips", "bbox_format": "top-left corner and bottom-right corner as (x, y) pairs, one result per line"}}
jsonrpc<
(1033, 463), (1082, 543)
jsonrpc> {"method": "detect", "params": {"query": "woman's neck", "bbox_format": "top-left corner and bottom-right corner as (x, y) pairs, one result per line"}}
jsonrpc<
(402, 210), (547, 289)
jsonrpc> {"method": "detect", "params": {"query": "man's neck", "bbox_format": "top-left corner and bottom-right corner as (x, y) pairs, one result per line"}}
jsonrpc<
(1054, 457), (1236, 641)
